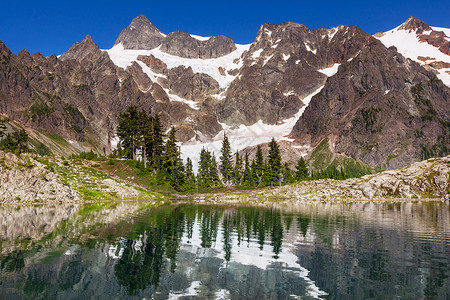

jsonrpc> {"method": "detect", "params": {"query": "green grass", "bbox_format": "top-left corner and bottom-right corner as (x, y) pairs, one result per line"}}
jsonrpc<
(309, 138), (334, 170)
(37, 157), (164, 201)
(42, 132), (71, 147)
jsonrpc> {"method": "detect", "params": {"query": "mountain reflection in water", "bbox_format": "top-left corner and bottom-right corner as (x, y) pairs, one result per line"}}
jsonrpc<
(0, 201), (449, 299)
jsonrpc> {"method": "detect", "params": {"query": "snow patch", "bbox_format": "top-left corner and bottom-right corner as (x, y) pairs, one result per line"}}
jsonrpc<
(167, 92), (199, 110)
(106, 43), (250, 89)
(328, 28), (337, 40)
(282, 53), (291, 61)
(264, 28), (272, 37)
(304, 43), (317, 54)
(190, 34), (211, 41)
(168, 281), (201, 299)
(252, 48), (263, 60)
(283, 91), (295, 97)
(318, 63), (341, 77)
(263, 54), (273, 66)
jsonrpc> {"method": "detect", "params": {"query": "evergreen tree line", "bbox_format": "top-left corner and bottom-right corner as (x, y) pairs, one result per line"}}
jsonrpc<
(0, 119), (29, 154)
(117, 107), (362, 192)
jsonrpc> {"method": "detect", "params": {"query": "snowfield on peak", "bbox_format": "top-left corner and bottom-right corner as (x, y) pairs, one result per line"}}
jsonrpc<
(375, 24), (450, 87)
(105, 43), (250, 89)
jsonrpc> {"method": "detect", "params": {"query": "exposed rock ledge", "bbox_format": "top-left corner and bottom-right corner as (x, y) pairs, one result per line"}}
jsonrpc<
(240, 156), (450, 200)
(0, 151), (79, 203)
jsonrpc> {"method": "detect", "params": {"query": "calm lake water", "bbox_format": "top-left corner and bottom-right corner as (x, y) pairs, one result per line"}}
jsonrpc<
(0, 200), (449, 299)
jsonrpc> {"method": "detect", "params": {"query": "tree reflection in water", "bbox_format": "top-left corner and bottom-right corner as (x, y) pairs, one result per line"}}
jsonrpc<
(112, 205), (286, 294)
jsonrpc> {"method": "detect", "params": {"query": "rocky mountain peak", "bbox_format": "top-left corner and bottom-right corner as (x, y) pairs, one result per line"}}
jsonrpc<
(398, 16), (432, 33)
(114, 14), (165, 50)
(81, 34), (95, 45)
(59, 34), (100, 62)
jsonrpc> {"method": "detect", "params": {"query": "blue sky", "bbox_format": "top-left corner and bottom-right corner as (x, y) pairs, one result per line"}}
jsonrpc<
(1, 0), (449, 56)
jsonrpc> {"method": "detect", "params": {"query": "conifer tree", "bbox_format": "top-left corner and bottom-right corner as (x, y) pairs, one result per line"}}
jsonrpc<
(294, 157), (309, 181)
(220, 134), (233, 184)
(232, 151), (243, 185)
(266, 138), (281, 186)
(210, 156), (221, 187)
(198, 148), (212, 188)
(282, 162), (294, 185)
(254, 145), (264, 184)
(243, 153), (254, 186)
(15, 129), (29, 154)
(117, 106), (140, 160)
(184, 157), (196, 190)
(151, 114), (164, 168)
(162, 127), (184, 190)
(138, 111), (152, 168)
(0, 119), (6, 138)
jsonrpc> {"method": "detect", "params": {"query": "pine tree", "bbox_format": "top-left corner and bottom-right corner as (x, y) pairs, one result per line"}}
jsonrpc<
(243, 153), (254, 186)
(0, 119), (6, 138)
(198, 148), (212, 188)
(15, 129), (29, 154)
(210, 156), (221, 187)
(232, 151), (243, 185)
(117, 106), (140, 160)
(220, 134), (233, 184)
(184, 157), (196, 190)
(294, 157), (309, 181)
(162, 127), (185, 190)
(282, 162), (294, 185)
(138, 111), (152, 168)
(254, 145), (264, 184)
(266, 138), (281, 186)
(151, 114), (164, 168)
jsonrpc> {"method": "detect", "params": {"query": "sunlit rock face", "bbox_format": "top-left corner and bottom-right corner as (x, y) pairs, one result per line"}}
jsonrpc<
(0, 151), (80, 203)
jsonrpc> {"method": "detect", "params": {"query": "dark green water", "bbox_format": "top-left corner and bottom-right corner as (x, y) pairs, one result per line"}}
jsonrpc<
(0, 201), (449, 299)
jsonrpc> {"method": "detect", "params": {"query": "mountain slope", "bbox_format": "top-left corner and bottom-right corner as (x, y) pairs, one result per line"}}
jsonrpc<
(0, 15), (448, 171)
(290, 33), (450, 168)
(375, 16), (450, 86)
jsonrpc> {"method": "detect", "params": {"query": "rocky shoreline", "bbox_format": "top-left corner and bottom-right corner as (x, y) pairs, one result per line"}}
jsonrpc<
(0, 151), (79, 203)
(0, 150), (448, 204)
(232, 155), (450, 201)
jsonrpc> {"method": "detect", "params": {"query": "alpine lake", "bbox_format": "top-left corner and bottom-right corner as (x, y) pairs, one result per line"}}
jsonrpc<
(0, 199), (449, 299)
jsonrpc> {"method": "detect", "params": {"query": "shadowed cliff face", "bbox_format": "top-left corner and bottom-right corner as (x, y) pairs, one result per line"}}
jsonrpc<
(289, 39), (450, 168)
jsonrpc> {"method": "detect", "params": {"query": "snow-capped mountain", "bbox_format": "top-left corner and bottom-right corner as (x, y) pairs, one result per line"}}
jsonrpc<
(0, 15), (448, 169)
(375, 16), (450, 86)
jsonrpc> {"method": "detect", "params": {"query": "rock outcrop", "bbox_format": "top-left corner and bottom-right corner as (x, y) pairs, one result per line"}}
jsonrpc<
(160, 31), (236, 58)
(0, 151), (79, 202)
(244, 155), (450, 200)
